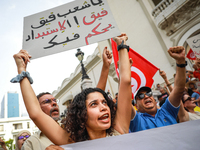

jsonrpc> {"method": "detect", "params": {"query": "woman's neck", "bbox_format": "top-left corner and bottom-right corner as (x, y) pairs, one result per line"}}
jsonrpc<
(87, 128), (107, 140)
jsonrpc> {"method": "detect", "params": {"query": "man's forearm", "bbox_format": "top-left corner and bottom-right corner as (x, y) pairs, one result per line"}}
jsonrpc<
(169, 62), (186, 107)
(174, 62), (186, 92)
(164, 78), (173, 92)
(168, 46), (186, 107)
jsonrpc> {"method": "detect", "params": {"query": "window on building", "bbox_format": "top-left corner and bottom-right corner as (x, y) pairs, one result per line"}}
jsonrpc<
(152, 0), (162, 6)
(13, 123), (22, 130)
(27, 122), (30, 129)
(0, 125), (4, 132)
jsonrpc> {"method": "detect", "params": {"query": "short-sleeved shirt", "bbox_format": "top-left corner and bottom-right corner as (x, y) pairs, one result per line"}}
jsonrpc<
(188, 111), (200, 121)
(129, 97), (180, 132)
(191, 92), (200, 100)
(22, 130), (53, 150)
(161, 92), (168, 100)
(193, 71), (200, 81)
(191, 92), (200, 105)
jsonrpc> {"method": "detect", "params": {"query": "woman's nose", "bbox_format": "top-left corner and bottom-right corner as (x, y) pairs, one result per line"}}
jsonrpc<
(100, 104), (107, 111)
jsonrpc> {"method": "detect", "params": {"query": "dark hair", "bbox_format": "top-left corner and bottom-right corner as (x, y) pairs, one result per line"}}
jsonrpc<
(131, 100), (135, 106)
(65, 88), (116, 142)
(157, 95), (162, 100)
(181, 92), (190, 112)
(181, 92), (189, 104)
(36, 92), (51, 100)
(187, 88), (194, 96)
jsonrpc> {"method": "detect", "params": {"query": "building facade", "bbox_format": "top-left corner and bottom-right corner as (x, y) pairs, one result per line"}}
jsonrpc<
(7, 92), (19, 118)
(52, 0), (200, 115)
(0, 92), (38, 144)
(0, 117), (38, 142)
(1, 92), (20, 119)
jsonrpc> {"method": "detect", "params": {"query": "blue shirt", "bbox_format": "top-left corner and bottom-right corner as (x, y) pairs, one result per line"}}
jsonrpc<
(191, 92), (199, 105)
(191, 92), (199, 100)
(129, 97), (180, 132)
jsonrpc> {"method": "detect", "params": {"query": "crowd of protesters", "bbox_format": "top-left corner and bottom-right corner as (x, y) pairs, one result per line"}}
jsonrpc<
(1, 33), (198, 150)
(155, 60), (200, 122)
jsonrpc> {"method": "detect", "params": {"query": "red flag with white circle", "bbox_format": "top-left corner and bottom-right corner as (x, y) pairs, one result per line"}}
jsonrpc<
(111, 39), (159, 95)
(186, 49), (196, 60)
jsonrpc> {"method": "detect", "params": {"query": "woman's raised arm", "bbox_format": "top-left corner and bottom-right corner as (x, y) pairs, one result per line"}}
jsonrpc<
(12, 50), (71, 145)
(113, 33), (132, 134)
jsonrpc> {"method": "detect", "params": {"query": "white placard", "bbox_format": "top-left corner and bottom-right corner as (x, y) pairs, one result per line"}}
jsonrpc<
(186, 34), (200, 58)
(60, 120), (200, 150)
(23, 0), (120, 59)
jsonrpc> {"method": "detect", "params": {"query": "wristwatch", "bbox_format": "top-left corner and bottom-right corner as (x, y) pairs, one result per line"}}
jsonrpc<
(117, 40), (129, 52)
(176, 61), (187, 68)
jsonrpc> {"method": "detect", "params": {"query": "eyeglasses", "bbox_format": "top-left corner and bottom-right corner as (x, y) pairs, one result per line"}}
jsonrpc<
(137, 92), (152, 100)
(184, 97), (192, 103)
(40, 99), (58, 105)
(18, 135), (30, 140)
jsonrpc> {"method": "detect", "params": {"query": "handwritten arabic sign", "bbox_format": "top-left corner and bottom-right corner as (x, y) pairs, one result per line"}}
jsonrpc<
(23, 0), (120, 59)
(186, 34), (200, 58)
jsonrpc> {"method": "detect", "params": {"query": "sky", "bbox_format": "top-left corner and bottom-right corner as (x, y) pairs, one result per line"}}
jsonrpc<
(0, 0), (97, 116)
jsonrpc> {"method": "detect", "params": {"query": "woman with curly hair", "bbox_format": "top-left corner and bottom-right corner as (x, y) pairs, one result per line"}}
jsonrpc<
(65, 88), (117, 142)
(12, 33), (132, 146)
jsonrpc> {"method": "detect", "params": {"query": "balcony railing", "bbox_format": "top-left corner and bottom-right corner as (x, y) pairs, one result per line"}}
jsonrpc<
(152, 0), (174, 17)
(151, 0), (200, 36)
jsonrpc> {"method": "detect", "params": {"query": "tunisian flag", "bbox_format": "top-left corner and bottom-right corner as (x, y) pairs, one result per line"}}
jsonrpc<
(186, 49), (196, 60)
(111, 39), (159, 95)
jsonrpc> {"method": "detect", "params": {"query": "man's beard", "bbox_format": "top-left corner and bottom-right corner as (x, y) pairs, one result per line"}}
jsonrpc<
(50, 106), (60, 121)
(52, 116), (60, 121)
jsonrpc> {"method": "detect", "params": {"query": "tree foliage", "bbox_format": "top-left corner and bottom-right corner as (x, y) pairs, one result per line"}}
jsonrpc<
(0, 138), (14, 150)
(5, 138), (14, 150)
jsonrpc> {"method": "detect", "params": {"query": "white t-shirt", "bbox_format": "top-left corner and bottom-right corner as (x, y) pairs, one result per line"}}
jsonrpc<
(188, 111), (200, 121)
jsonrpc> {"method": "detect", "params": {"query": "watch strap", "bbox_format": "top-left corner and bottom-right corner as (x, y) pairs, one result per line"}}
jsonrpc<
(176, 61), (187, 68)
(117, 40), (129, 52)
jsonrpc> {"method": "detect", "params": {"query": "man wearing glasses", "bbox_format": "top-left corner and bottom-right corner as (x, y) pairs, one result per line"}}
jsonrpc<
(22, 92), (60, 150)
(130, 46), (186, 132)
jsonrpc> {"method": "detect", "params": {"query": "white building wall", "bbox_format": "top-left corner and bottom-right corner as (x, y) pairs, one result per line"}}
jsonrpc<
(53, 0), (200, 114)
(0, 117), (38, 143)
(0, 92), (38, 144)
(105, 0), (176, 85)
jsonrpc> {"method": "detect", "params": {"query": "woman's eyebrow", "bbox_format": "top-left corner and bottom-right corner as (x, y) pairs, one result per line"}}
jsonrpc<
(88, 100), (98, 106)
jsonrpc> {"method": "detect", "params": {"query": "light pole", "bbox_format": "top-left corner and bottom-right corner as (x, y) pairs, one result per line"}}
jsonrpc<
(75, 48), (90, 81)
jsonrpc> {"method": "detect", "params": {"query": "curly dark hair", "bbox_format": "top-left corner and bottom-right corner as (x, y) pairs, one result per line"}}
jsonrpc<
(64, 88), (116, 142)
